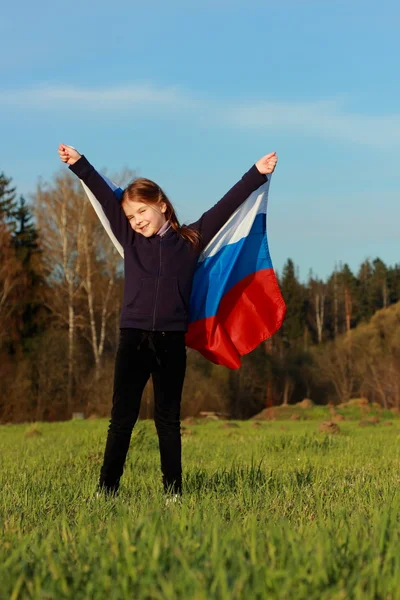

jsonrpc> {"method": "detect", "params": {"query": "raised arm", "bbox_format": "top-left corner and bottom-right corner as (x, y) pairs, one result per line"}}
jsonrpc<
(58, 144), (133, 247)
(189, 152), (278, 248)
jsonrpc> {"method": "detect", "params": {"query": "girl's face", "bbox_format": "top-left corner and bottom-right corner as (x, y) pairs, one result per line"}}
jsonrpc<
(122, 200), (167, 237)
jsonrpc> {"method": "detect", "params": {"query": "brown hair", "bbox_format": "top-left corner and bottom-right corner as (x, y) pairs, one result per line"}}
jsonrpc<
(122, 178), (202, 252)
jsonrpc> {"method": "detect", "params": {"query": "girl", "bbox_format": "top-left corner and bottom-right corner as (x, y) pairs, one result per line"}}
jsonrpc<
(58, 144), (278, 499)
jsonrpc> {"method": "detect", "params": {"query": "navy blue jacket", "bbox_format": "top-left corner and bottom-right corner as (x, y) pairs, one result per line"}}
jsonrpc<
(70, 157), (267, 332)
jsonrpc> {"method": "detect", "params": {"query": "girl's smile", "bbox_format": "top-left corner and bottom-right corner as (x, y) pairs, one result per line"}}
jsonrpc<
(122, 199), (167, 236)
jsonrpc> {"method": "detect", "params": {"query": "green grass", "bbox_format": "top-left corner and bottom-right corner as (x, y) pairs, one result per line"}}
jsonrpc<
(1, 417), (400, 599)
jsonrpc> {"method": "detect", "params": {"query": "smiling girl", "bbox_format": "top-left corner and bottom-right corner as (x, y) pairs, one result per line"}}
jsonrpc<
(58, 143), (278, 500)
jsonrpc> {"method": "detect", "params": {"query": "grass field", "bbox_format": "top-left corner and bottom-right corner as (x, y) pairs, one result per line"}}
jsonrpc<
(1, 411), (400, 599)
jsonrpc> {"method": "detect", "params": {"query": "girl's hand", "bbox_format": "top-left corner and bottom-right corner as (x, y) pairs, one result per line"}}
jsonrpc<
(58, 144), (82, 166)
(255, 152), (278, 175)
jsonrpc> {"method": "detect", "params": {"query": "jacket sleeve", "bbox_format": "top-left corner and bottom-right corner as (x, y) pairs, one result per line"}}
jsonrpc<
(69, 156), (133, 247)
(188, 165), (267, 248)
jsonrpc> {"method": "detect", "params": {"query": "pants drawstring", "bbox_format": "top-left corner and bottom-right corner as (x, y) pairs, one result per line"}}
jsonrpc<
(136, 331), (162, 366)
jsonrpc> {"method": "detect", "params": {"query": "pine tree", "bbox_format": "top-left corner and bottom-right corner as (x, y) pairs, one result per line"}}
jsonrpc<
(0, 172), (17, 223)
(13, 196), (39, 262)
(280, 259), (307, 345)
(0, 176), (44, 351)
(371, 258), (388, 311)
(339, 263), (358, 332)
(357, 260), (375, 321)
(11, 196), (44, 349)
(388, 264), (400, 304)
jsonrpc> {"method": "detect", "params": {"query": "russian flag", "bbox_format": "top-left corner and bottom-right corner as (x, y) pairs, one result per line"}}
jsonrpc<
(186, 177), (286, 369)
(80, 174), (286, 370)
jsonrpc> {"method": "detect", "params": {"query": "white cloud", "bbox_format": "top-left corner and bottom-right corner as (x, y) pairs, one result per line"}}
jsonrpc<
(1, 83), (400, 146)
(225, 99), (400, 146)
(0, 83), (193, 111)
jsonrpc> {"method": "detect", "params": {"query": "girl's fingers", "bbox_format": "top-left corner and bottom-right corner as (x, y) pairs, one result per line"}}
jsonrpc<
(58, 144), (73, 162)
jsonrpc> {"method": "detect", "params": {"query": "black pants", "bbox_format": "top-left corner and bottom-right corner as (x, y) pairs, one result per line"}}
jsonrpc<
(99, 328), (187, 495)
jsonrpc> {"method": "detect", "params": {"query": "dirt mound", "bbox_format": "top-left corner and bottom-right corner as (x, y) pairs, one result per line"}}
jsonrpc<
(338, 397), (369, 408)
(221, 422), (240, 429)
(359, 416), (380, 426)
(181, 426), (195, 435)
(252, 406), (304, 421)
(332, 414), (345, 422)
(24, 425), (42, 438)
(318, 421), (340, 434)
(199, 411), (229, 421)
(252, 408), (276, 421)
(296, 398), (314, 409)
(183, 417), (199, 425)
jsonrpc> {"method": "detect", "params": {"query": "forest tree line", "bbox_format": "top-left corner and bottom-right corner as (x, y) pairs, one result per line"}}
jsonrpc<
(1, 167), (400, 423)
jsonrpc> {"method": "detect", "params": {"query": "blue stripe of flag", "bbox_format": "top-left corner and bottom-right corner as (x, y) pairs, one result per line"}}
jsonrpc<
(189, 213), (273, 322)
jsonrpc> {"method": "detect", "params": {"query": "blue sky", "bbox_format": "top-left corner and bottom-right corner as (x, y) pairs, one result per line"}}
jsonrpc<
(1, 0), (399, 280)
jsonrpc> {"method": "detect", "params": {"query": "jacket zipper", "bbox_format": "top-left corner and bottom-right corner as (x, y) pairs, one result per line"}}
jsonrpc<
(152, 236), (162, 330)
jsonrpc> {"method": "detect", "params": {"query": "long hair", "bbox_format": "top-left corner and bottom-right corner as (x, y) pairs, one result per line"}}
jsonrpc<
(122, 178), (202, 252)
